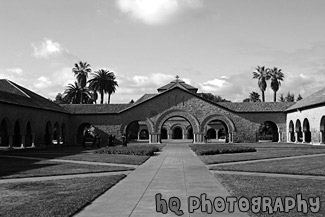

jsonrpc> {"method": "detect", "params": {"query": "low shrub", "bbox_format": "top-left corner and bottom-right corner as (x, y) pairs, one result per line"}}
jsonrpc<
(191, 144), (256, 155)
(94, 145), (161, 156)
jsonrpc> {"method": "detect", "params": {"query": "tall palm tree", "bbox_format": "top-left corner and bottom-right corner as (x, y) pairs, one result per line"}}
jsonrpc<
(72, 61), (91, 104)
(63, 82), (91, 104)
(269, 67), (284, 102)
(106, 72), (118, 104)
(252, 66), (270, 102)
(88, 69), (112, 104)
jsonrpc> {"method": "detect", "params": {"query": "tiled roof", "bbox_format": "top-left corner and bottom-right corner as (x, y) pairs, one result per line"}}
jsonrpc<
(286, 87), (325, 111)
(216, 102), (295, 112)
(135, 94), (157, 104)
(60, 104), (131, 114)
(0, 79), (68, 113)
(157, 79), (198, 92)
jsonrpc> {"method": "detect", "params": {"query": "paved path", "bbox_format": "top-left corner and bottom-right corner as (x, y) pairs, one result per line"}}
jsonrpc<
(0, 171), (130, 184)
(0, 154), (138, 168)
(212, 170), (325, 180)
(75, 143), (248, 217)
(207, 153), (325, 168)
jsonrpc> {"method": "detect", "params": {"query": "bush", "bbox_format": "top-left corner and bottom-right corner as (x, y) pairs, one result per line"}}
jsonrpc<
(94, 145), (161, 156)
(191, 144), (256, 156)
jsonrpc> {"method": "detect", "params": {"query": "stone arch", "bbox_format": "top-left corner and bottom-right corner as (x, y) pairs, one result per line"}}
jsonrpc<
(207, 128), (217, 139)
(44, 121), (52, 146)
(25, 121), (33, 147)
(122, 118), (154, 136)
(289, 120), (295, 142)
(155, 109), (200, 134)
(161, 127), (168, 139)
(295, 119), (303, 142)
(172, 126), (183, 139)
(200, 114), (236, 133)
(139, 129), (149, 140)
(53, 122), (60, 145)
(258, 121), (278, 142)
(186, 126), (193, 139)
(13, 120), (22, 147)
(76, 123), (92, 144)
(303, 118), (311, 143)
(0, 118), (10, 147)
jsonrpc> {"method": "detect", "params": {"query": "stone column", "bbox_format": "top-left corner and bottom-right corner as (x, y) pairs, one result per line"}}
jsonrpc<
(320, 132), (324, 144)
(21, 136), (26, 148)
(295, 132), (299, 143)
(149, 134), (161, 144)
(278, 132), (282, 143)
(302, 132), (306, 143)
(8, 135), (13, 149)
(228, 133), (233, 143)
(137, 132), (140, 141)
(31, 134), (35, 147)
(288, 132), (291, 142)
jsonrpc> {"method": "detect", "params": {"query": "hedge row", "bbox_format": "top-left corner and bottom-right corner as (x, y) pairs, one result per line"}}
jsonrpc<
(94, 145), (161, 156)
(191, 144), (256, 155)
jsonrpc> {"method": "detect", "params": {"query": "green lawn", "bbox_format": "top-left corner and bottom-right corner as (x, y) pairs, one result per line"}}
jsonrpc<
(199, 143), (325, 165)
(215, 174), (325, 217)
(0, 175), (125, 217)
(210, 155), (325, 176)
(0, 157), (131, 179)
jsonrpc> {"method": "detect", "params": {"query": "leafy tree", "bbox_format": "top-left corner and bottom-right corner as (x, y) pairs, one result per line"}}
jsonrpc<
(278, 93), (286, 102)
(53, 93), (69, 104)
(72, 61), (92, 104)
(285, 91), (295, 102)
(297, 94), (303, 101)
(269, 67), (284, 102)
(63, 82), (92, 104)
(199, 93), (230, 102)
(252, 66), (270, 102)
(88, 69), (114, 104)
(249, 91), (261, 102)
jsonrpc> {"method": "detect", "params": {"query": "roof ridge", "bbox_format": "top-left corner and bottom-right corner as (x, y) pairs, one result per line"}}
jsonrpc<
(5, 79), (31, 98)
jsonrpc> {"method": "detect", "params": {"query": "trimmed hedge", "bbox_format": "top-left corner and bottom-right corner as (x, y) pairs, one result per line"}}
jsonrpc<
(94, 145), (161, 156)
(191, 144), (256, 155)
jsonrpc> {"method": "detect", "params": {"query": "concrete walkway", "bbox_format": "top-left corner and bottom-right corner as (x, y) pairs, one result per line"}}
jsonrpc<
(75, 143), (248, 217)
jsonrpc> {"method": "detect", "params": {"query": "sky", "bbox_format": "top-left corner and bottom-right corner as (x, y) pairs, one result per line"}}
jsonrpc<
(1, 0), (325, 103)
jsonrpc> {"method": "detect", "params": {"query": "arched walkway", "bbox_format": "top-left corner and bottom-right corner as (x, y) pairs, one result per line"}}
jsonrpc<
(203, 119), (229, 143)
(172, 126), (183, 139)
(295, 120), (303, 143)
(187, 127), (193, 139)
(139, 129), (149, 140)
(320, 116), (325, 144)
(13, 120), (21, 147)
(25, 122), (33, 147)
(76, 123), (92, 144)
(303, 118), (311, 143)
(44, 121), (52, 146)
(207, 128), (216, 140)
(289, 120), (295, 142)
(61, 123), (67, 145)
(53, 122), (60, 145)
(161, 127), (168, 140)
(0, 119), (9, 147)
(258, 121), (278, 142)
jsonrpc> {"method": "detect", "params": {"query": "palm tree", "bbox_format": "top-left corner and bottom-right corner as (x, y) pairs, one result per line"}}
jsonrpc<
(72, 61), (91, 104)
(88, 69), (112, 104)
(252, 66), (270, 102)
(269, 67), (284, 102)
(63, 82), (91, 104)
(106, 72), (118, 104)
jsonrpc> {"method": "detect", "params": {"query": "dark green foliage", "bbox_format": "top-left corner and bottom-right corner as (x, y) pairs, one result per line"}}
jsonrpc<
(199, 93), (231, 102)
(191, 144), (256, 155)
(95, 145), (161, 156)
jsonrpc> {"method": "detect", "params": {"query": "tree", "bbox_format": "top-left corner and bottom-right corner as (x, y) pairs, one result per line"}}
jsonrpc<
(106, 72), (118, 104)
(199, 93), (230, 102)
(63, 82), (92, 104)
(72, 61), (92, 104)
(278, 93), (285, 102)
(53, 93), (69, 104)
(252, 66), (270, 102)
(269, 67), (284, 102)
(285, 92), (295, 102)
(129, 99), (134, 104)
(88, 69), (113, 104)
(297, 94), (303, 101)
(250, 91), (261, 102)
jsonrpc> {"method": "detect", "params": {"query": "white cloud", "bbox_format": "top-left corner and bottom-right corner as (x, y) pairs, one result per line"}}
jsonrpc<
(199, 77), (232, 92)
(6, 68), (23, 75)
(34, 76), (52, 89)
(116, 0), (202, 25)
(31, 38), (67, 59)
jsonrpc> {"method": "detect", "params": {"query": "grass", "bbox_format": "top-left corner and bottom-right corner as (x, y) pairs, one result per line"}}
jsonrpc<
(0, 157), (132, 179)
(215, 174), (325, 217)
(0, 175), (125, 217)
(199, 142), (325, 164)
(191, 143), (256, 155)
(210, 155), (325, 176)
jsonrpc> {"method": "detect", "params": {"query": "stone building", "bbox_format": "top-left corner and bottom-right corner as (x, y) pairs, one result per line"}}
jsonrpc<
(1, 77), (323, 148)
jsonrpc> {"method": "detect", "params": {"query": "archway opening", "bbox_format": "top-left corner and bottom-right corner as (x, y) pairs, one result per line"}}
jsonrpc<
(320, 116), (325, 144)
(139, 129), (149, 140)
(258, 121), (278, 142)
(289, 120), (295, 142)
(53, 122), (60, 145)
(13, 121), (21, 147)
(76, 123), (93, 144)
(61, 123), (67, 145)
(296, 120), (303, 142)
(44, 121), (52, 146)
(303, 118), (311, 143)
(161, 128), (168, 140)
(160, 116), (193, 142)
(25, 122), (32, 147)
(205, 119), (228, 142)
(0, 119), (9, 147)
(172, 126), (183, 139)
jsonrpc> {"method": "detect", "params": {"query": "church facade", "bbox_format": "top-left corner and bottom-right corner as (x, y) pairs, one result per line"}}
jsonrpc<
(0, 78), (324, 148)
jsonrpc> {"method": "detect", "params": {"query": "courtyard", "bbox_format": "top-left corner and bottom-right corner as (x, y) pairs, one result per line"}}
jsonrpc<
(0, 142), (324, 216)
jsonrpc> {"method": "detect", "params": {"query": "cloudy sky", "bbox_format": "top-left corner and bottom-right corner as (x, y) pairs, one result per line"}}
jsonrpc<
(1, 0), (325, 103)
